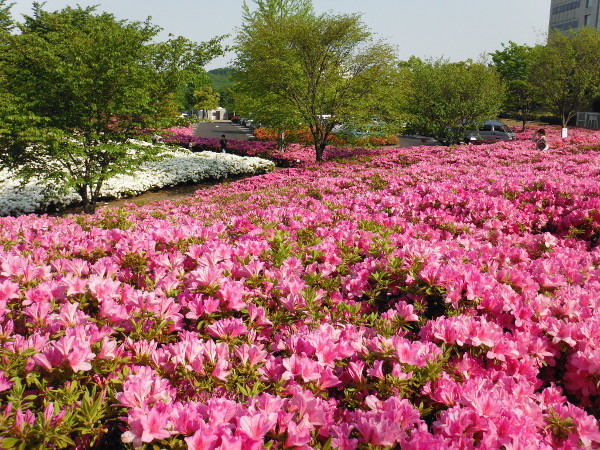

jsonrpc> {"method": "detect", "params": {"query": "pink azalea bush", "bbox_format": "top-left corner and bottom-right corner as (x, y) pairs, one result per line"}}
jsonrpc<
(0, 127), (600, 448)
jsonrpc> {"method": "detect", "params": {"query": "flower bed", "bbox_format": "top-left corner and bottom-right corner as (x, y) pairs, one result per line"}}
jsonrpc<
(0, 145), (274, 216)
(0, 129), (600, 448)
(163, 126), (399, 168)
(253, 126), (400, 148)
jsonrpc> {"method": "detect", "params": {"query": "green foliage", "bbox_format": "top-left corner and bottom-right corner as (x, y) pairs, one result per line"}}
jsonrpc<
(0, 0), (13, 34)
(207, 67), (235, 92)
(235, 0), (399, 161)
(176, 70), (213, 112)
(402, 58), (504, 145)
(194, 84), (221, 113)
(266, 229), (295, 267)
(529, 28), (600, 128)
(0, 4), (223, 213)
(0, 357), (126, 449)
(545, 408), (577, 442)
(491, 41), (536, 131)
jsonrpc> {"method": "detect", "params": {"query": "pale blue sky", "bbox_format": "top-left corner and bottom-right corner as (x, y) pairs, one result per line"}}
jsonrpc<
(10, 0), (551, 69)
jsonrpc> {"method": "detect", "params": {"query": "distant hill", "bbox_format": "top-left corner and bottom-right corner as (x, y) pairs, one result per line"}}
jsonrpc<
(208, 68), (235, 93)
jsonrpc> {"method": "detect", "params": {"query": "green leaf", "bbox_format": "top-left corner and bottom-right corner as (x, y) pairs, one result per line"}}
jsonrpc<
(1, 438), (21, 449)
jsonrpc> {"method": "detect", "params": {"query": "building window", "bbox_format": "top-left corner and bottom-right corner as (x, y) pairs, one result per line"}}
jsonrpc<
(584, 14), (591, 26)
(552, 0), (581, 14)
(586, 0), (593, 7)
(552, 19), (580, 31)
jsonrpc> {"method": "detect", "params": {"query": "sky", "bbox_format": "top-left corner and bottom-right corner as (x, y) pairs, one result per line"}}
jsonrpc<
(10, 0), (551, 69)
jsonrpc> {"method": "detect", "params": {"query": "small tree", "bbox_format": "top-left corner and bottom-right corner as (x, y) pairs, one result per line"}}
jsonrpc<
(176, 70), (213, 113)
(233, 84), (302, 150)
(491, 41), (536, 132)
(403, 58), (504, 145)
(529, 28), (600, 128)
(0, 5), (222, 213)
(194, 85), (221, 120)
(235, 0), (399, 162)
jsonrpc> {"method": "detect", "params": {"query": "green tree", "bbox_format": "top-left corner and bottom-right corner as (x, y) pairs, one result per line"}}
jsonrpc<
(208, 67), (236, 111)
(0, 0), (13, 33)
(208, 67), (235, 92)
(234, 85), (302, 150)
(235, 0), (399, 161)
(529, 28), (600, 128)
(194, 85), (221, 119)
(491, 41), (535, 132)
(0, 5), (222, 213)
(403, 58), (504, 145)
(176, 69), (213, 112)
(219, 85), (237, 113)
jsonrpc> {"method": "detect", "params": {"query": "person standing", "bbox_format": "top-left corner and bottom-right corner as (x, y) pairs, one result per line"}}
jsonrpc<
(219, 134), (228, 153)
(532, 129), (548, 151)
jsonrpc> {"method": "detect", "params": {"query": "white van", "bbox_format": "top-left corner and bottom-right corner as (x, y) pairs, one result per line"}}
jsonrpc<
(465, 120), (516, 143)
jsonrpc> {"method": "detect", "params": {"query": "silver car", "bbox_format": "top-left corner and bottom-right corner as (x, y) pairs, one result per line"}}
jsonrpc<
(465, 120), (516, 143)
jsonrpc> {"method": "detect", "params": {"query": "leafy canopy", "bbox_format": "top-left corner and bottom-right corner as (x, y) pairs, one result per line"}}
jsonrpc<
(491, 42), (536, 132)
(529, 27), (600, 128)
(402, 58), (504, 145)
(235, 0), (399, 161)
(194, 85), (221, 113)
(0, 4), (223, 213)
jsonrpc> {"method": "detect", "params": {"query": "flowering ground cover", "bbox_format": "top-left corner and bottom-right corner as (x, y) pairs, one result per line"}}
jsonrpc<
(162, 126), (400, 168)
(160, 127), (289, 164)
(252, 127), (400, 148)
(1, 127), (600, 448)
(0, 145), (274, 216)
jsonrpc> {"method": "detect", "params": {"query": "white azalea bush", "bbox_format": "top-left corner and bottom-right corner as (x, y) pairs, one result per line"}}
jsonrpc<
(0, 146), (274, 216)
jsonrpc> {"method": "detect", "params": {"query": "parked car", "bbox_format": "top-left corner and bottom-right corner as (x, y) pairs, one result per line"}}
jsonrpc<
(465, 120), (516, 143)
(335, 122), (385, 140)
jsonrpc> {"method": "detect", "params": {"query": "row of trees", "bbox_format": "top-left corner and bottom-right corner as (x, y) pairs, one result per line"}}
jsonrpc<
(234, 0), (399, 161)
(1, 0), (600, 214)
(492, 29), (600, 131)
(233, 0), (600, 153)
(0, 2), (224, 212)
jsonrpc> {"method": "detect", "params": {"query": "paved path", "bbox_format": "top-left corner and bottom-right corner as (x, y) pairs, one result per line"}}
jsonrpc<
(193, 120), (254, 141)
(193, 121), (440, 148)
(397, 136), (440, 147)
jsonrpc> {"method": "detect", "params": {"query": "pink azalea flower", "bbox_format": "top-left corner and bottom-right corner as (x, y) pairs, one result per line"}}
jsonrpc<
(219, 280), (247, 310)
(284, 417), (313, 448)
(122, 406), (175, 448)
(211, 358), (232, 382)
(206, 317), (248, 339)
(0, 371), (12, 392)
(366, 360), (385, 379)
(238, 411), (277, 441)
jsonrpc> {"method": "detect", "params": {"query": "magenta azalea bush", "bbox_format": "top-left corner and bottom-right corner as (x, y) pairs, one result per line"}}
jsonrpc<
(1, 126), (600, 449)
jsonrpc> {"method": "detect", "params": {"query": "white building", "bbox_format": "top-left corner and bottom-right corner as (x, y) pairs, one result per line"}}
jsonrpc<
(194, 107), (229, 121)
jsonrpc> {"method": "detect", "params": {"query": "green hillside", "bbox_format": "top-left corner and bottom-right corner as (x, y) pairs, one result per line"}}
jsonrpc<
(207, 67), (234, 92)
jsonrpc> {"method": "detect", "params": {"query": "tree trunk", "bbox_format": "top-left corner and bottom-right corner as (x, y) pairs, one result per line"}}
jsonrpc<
(311, 123), (330, 162)
(83, 201), (96, 214)
(315, 142), (326, 162)
(277, 131), (285, 152)
(78, 186), (97, 214)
